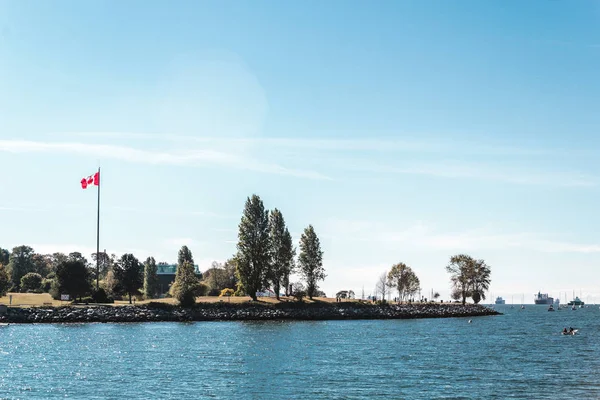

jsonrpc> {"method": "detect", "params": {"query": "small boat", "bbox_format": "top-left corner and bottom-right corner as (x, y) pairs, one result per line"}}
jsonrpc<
(562, 329), (578, 335)
(0, 323), (9, 327)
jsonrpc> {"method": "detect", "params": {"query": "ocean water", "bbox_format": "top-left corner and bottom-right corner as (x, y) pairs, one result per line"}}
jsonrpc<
(1, 304), (600, 399)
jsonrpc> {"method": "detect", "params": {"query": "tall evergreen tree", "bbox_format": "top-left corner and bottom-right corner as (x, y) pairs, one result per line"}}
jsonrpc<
(143, 256), (159, 299)
(170, 260), (200, 306)
(281, 229), (295, 297)
(114, 253), (143, 304)
(298, 225), (325, 300)
(178, 245), (194, 266)
(236, 194), (270, 301)
(268, 209), (295, 300)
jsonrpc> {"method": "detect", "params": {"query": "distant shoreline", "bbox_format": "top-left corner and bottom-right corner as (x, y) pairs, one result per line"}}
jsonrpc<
(0, 302), (500, 324)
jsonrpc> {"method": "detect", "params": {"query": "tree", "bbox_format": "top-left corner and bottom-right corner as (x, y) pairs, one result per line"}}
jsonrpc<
(170, 261), (201, 306)
(54, 259), (91, 300)
(91, 252), (115, 281)
(178, 245), (194, 267)
(387, 263), (421, 302)
(298, 225), (325, 300)
(235, 194), (271, 301)
(48, 252), (68, 274)
(0, 247), (9, 266)
(0, 264), (10, 296)
(446, 254), (475, 305)
(433, 292), (440, 301)
(143, 256), (159, 299)
(7, 245), (36, 290)
(20, 272), (43, 292)
(267, 208), (296, 300)
(375, 271), (390, 301)
(114, 253), (143, 304)
(291, 282), (306, 302)
(470, 259), (491, 304)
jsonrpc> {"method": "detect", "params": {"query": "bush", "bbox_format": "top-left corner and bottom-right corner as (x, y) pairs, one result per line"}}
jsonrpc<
(219, 288), (235, 297)
(20, 272), (43, 292)
(91, 288), (114, 303)
(207, 288), (220, 296)
(41, 278), (53, 293)
(293, 290), (306, 302)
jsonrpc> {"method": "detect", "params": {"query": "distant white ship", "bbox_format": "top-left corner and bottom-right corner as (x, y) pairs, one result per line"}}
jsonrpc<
(494, 296), (505, 305)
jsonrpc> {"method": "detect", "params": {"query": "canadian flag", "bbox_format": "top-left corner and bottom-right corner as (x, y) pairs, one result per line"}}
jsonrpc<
(81, 171), (100, 189)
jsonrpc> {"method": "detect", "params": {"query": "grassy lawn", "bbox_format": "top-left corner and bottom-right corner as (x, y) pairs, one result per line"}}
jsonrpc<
(0, 293), (65, 307)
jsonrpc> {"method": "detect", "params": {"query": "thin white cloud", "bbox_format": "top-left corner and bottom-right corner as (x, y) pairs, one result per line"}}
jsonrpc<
(324, 219), (600, 254)
(60, 132), (553, 156)
(0, 139), (331, 180)
(342, 163), (597, 187)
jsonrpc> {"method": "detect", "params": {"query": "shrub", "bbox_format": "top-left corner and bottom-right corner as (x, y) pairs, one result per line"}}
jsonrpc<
(219, 288), (234, 297)
(41, 278), (53, 293)
(293, 290), (306, 302)
(20, 272), (43, 292)
(91, 288), (114, 303)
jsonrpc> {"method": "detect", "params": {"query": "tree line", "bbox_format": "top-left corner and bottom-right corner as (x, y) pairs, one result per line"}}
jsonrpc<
(0, 193), (327, 305)
(372, 254), (491, 304)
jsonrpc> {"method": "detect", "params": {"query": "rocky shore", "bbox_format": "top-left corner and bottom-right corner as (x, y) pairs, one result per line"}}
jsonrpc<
(0, 301), (500, 324)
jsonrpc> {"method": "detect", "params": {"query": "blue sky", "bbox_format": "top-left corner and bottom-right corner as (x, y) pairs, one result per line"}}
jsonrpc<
(1, 0), (600, 302)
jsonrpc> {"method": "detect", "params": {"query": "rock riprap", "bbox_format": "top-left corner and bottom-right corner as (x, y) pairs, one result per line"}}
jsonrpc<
(0, 302), (500, 324)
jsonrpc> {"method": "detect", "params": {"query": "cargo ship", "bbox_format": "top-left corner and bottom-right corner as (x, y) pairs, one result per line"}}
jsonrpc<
(534, 292), (554, 305)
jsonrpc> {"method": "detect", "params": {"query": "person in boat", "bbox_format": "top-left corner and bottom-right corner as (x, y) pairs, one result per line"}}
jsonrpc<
(563, 328), (568, 334)
(569, 327), (574, 334)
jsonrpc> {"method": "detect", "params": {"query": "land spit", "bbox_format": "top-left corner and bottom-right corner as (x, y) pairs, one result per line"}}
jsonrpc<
(0, 302), (500, 324)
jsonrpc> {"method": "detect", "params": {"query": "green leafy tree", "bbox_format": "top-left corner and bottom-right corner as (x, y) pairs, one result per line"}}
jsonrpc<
(268, 209), (296, 300)
(68, 252), (89, 265)
(0, 264), (10, 296)
(170, 261), (201, 306)
(48, 252), (68, 274)
(0, 247), (10, 266)
(236, 194), (270, 301)
(143, 256), (159, 299)
(53, 259), (91, 300)
(7, 245), (36, 290)
(20, 272), (43, 292)
(470, 259), (491, 304)
(446, 254), (475, 305)
(32, 254), (51, 277)
(298, 225), (325, 300)
(387, 262), (421, 302)
(114, 253), (143, 304)
(91, 252), (115, 281)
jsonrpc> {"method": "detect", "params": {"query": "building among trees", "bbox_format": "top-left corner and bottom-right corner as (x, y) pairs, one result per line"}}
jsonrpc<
(157, 263), (202, 295)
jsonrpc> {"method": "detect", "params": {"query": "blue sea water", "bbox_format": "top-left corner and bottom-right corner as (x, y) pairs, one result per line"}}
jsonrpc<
(1, 305), (600, 399)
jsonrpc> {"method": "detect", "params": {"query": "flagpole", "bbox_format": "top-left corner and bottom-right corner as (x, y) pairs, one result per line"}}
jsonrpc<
(96, 166), (100, 291)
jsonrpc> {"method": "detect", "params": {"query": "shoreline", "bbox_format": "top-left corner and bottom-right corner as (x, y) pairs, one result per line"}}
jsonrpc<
(0, 302), (500, 324)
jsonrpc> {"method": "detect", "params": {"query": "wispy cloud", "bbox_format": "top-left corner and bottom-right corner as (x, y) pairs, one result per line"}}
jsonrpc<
(0, 139), (331, 180)
(346, 163), (597, 187)
(60, 132), (554, 157)
(324, 219), (600, 254)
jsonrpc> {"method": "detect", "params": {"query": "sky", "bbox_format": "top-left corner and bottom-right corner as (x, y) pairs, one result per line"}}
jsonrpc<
(1, 0), (600, 303)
